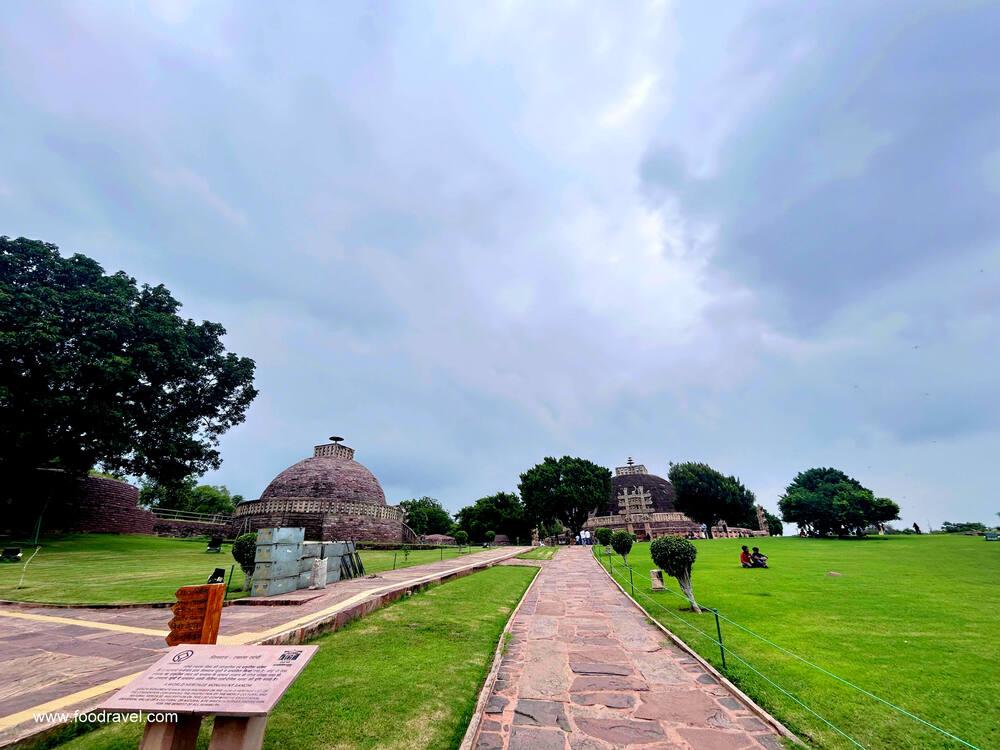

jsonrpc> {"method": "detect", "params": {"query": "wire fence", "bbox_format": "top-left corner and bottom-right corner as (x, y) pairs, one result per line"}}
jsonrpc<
(594, 547), (982, 750)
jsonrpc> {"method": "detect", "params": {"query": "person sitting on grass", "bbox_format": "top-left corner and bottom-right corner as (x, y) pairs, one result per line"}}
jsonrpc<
(740, 545), (753, 568)
(751, 546), (769, 568)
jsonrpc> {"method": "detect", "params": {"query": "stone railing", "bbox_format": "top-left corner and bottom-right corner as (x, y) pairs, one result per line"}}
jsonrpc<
(233, 497), (404, 522)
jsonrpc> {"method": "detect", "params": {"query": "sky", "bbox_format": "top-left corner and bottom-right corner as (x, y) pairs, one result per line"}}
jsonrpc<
(2, 1), (999, 531)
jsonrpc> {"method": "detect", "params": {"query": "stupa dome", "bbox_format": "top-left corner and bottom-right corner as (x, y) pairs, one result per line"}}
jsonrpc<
(261, 449), (386, 506)
(594, 458), (678, 516)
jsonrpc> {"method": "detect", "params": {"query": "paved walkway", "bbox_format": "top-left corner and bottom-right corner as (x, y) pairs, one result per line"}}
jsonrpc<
(473, 547), (784, 750)
(0, 546), (523, 746)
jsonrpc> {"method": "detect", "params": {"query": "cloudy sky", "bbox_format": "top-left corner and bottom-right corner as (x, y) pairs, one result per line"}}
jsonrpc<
(3, 1), (999, 530)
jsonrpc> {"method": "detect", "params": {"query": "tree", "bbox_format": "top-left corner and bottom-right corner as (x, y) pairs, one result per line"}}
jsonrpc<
(454, 530), (469, 547)
(399, 496), (454, 536)
(139, 477), (241, 515)
(778, 467), (900, 537)
(594, 527), (613, 547)
(650, 536), (700, 613)
(485, 530), (496, 546)
(940, 521), (987, 534)
(454, 492), (529, 543)
(668, 462), (755, 539)
(611, 529), (633, 564)
(519, 456), (612, 539)
(232, 532), (258, 587)
(763, 510), (784, 537)
(0, 238), (257, 525)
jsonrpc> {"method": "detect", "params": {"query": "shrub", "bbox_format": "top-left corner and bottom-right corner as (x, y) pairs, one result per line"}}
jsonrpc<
(594, 527), (613, 546)
(485, 530), (496, 545)
(454, 530), (469, 547)
(610, 530), (633, 564)
(232, 533), (258, 581)
(650, 536), (700, 612)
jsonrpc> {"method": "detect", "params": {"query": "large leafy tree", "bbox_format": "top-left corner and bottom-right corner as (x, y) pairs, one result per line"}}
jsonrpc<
(763, 509), (784, 536)
(399, 496), (454, 536)
(139, 478), (242, 515)
(519, 456), (612, 539)
(778, 467), (900, 537)
(0, 237), (257, 521)
(668, 462), (756, 539)
(454, 492), (529, 543)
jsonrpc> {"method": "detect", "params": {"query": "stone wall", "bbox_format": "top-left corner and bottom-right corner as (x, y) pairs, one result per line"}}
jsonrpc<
(68, 476), (157, 535)
(233, 506), (408, 543)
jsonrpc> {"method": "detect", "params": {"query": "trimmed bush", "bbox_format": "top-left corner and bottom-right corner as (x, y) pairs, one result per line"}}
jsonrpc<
(232, 532), (257, 582)
(610, 529), (633, 564)
(650, 535), (700, 612)
(594, 527), (613, 546)
(454, 530), (469, 547)
(485, 530), (496, 546)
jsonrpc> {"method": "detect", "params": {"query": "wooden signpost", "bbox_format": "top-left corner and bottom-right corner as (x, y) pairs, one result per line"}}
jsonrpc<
(104, 582), (317, 749)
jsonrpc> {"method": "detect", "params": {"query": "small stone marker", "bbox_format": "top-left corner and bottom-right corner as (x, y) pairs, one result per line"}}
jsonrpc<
(103, 645), (317, 750)
(650, 569), (665, 591)
(309, 557), (327, 589)
(167, 584), (225, 647)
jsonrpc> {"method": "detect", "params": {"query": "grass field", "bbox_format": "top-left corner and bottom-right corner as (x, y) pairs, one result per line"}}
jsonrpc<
(516, 545), (558, 560)
(596, 534), (999, 750)
(46, 565), (538, 750)
(0, 535), (478, 604)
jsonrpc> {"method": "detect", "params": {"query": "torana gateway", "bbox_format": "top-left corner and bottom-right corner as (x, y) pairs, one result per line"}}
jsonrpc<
(232, 437), (417, 542)
(584, 458), (768, 540)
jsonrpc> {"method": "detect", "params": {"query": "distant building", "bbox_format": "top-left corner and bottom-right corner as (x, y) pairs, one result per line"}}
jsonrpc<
(584, 458), (767, 541)
(233, 437), (415, 542)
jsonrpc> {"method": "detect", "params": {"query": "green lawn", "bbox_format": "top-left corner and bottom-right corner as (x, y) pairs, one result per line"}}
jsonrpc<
(516, 546), (558, 560)
(0, 534), (249, 604)
(0, 536), (484, 604)
(597, 535), (999, 750)
(46, 565), (537, 750)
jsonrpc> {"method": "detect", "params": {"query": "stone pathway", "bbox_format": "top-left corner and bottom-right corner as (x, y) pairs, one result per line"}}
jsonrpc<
(0, 546), (524, 746)
(473, 547), (785, 749)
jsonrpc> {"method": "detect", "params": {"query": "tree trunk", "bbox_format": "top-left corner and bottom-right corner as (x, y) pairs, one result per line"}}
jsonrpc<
(677, 571), (701, 613)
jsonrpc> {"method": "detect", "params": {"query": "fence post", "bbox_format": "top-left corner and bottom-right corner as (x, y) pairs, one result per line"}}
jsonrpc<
(712, 608), (727, 671)
(440, 545), (443, 561)
(628, 565), (634, 596)
(224, 565), (234, 601)
(393, 551), (397, 570)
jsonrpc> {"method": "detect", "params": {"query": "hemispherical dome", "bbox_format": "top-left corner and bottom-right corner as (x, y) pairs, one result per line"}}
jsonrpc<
(595, 462), (678, 516)
(260, 456), (386, 506)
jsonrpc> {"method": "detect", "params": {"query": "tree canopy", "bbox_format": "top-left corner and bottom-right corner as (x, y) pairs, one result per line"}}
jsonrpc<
(518, 456), (612, 538)
(778, 467), (900, 537)
(763, 509), (784, 536)
(0, 238), (257, 511)
(668, 462), (756, 539)
(139, 478), (242, 516)
(398, 496), (454, 536)
(454, 492), (529, 543)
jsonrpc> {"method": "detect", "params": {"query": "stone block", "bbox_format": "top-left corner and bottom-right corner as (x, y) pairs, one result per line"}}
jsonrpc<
(256, 527), (305, 545)
(253, 560), (301, 580)
(251, 576), (298, 597)
(254, 542), (302, 563)
(650, 569), (665, 591)
(301, 541), (322, 559)
(297, 570), (311, 589)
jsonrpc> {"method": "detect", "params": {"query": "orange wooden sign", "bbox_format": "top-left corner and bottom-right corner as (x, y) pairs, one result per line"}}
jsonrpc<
(166, 584), (225, 646)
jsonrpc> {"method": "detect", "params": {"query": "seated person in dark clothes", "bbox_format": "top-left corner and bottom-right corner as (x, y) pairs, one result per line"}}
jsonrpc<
(751, 546), (768, 568)
(740, 545), (753, 568)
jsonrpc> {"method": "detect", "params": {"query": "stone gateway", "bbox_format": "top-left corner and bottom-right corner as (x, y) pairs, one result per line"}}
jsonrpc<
(232, 438), (416, 542)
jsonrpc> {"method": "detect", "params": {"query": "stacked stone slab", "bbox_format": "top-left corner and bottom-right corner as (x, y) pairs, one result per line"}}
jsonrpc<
(250, 528), (367, 597)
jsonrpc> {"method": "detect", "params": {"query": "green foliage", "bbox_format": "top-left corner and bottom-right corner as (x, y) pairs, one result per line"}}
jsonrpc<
(764, 509), (784, 536)
(484, 530), (496, 545)
(454, 492), (528, 543)
(0, 237), (257, 515)
(139, 477), (241, 515)
(519, 456), (612, 537)
(668, 462), (756, 539)
(610, 529), (633, 562)
(940, 521), (987, 533)
(778, 467), (900, 537)
(232, 532), (258, 577)
(398, 496), (454, 536)
(594, 527), (613, 546)
(649, 535), (697, 579)
(454, 529), (469, 547)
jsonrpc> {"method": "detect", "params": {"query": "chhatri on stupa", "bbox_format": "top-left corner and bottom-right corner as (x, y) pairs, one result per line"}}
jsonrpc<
(232, 436), (416, 542)
(584, 458), (768, 540)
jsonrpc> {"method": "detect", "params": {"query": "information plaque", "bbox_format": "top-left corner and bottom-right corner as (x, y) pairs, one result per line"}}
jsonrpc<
(102, 645), (317, 716)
